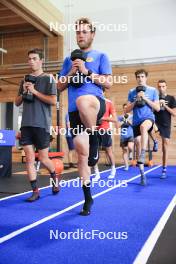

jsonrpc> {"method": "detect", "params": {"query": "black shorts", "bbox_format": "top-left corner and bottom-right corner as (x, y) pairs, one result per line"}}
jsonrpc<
(120, 137), (134, 148)
(157, 125), (171, 139)
(69, 96), (106, 138)
(98, 131), (112, 148)
(133, 119), (154, 138)
(20, 127), (50, 150)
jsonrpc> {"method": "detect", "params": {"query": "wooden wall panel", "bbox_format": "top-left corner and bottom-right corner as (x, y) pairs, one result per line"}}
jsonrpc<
(0, 31), (63, 163)
(1, 31), (63, 65)
(59, 62), (176, 165)
(105, 63), (176, 165)
(47, 35), (63, 61)
(1, 60), (176, 165)
(2, 31), (44, 64)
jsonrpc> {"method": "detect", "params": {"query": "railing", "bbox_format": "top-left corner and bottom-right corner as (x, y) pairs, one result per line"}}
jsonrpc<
(1, 55), (176, 70)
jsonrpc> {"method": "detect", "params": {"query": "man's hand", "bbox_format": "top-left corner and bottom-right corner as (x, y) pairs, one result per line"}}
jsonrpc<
(68, 64), (78, 76)
(72, 59), (88, 75)
(58, 62), (79, 91)
(25, 82), (36, 94)
(159, 99), (166, 106)
(137, 91), (160, 112)
(136, 91), (145, 100)
(22, 82), (28, 93)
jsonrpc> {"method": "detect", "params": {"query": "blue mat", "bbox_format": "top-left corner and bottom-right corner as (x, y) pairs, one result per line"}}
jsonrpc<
(0, 166), (176, 264)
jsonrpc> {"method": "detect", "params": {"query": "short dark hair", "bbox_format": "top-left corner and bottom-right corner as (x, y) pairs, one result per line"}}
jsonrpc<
(75, 17), (96, 33)
(123, 103), (127, 108)
(135, 69), (148, 78)
(158, 79), (167, 84)
(28, 48), (44, 60)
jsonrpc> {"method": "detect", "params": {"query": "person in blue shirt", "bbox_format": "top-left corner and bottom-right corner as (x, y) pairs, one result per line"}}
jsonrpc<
(57, 17), (112, 215)
(118, 103), (134, 171)
(126, 69), (160, 185)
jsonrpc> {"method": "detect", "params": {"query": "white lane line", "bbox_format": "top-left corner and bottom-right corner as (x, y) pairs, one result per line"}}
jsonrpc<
(0, 166), (124, 202)
(133, 194), (176, 264)
(0, 165), (160, 244)
(0, 178), (76, 202)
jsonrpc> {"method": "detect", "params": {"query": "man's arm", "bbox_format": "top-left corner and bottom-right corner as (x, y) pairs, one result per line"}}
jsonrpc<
(138, 91), (160, 112)
(15, 95), (23, 106)
(89, 74), (112, 90)
(101, 101), (117, 123)
(145, 98), (160, 112)
(125, 89), (136, 113)
(57, 74), (70, 92)
(126, 101), (136, 113)
(94, 53), (113, 89)
(144, 98), (160, 112)
(25, 82), (57, 105)
(101, 116), (117, 122)
(165, 106), (176, 117)
(126, 98), (160, 113)
(117, 120), (124, 128)
(117, 115), (132, 128)
(34, 91), (57, 105)
(57, 67), (77, 92)
(100, 113), (118, 130)
(72, 58), (112, 89)
(15, 81), (24, 106)
(57, 57), (77, 92)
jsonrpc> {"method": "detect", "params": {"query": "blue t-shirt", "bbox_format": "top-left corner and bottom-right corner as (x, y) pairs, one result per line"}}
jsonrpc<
(118, 115), (134, 140)
(59, 50), (112, 112)
(128, 86), (159, 126)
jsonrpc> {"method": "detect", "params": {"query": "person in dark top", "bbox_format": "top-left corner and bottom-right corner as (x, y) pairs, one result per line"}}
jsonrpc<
(155, 79), (176, 178)
(15, 48), (58, 202)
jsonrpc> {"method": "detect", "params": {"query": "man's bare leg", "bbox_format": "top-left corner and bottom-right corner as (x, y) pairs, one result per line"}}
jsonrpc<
(134, 136), (141, 161)
(135, 137), (145, 185)
(76, 95), (100, 129)
(76, 95), (102, 167)
(38, 148), (60, 193)
(138, 120), (153, 164)
(106, 147), (116, 177)
(122, 147), (129, 170)
(23, 145), (40, 201)
(160, 137), (169, 179)
(128, 141), (134, 161)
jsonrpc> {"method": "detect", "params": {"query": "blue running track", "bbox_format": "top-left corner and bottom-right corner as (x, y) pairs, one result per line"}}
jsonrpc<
(0, 166), (176, 264)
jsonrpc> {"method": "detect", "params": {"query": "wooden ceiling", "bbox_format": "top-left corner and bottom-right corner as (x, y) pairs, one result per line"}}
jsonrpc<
(0, 3), (36, 34)
(0, 0), (63, 36)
